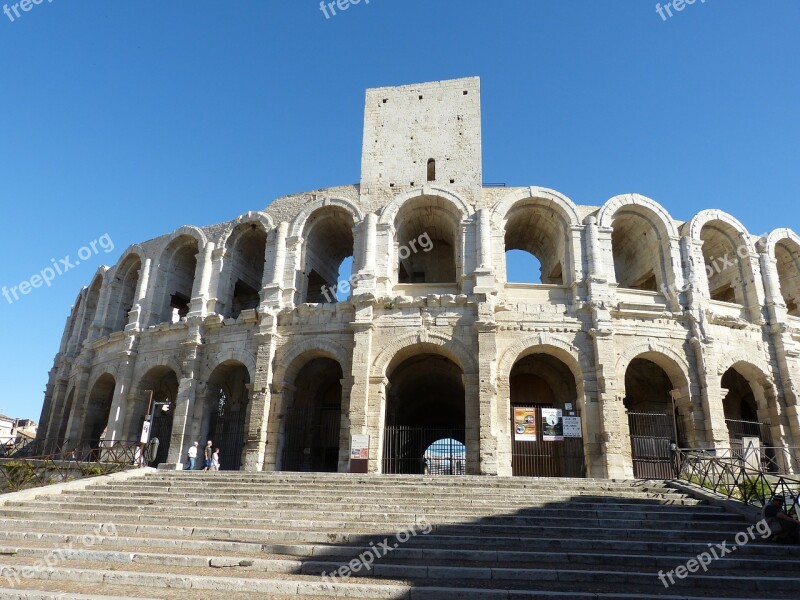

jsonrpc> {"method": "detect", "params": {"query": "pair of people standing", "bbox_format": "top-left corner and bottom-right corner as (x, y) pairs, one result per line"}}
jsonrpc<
(185, 440), (221, 471)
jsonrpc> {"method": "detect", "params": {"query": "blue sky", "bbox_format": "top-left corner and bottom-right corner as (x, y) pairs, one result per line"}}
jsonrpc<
(0, 0), (798, 421)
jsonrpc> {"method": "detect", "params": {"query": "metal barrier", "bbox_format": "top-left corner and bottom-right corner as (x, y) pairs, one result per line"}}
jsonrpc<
(0, 439), (145, 494)
(675, 446), (800, 509)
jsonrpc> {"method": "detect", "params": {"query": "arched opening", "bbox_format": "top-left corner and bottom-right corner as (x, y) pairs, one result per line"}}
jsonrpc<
(200, 361), (250, 471)
(223, 223), (267, 318)
(700, 223), (748, 305)
(624, 357), (687, 478)
(395, 196), (460, 284)
(722, 367), (772, 446)
(509, 353), (584, 477)
(610, 211), (667, 292)
(775, 239), (800, 317)
(74, 276), (103, 348)
(109, 255), (141, 333)
(154, 235), (199, 324)
(280, 357), (343, 472)
(82, 374), (116, 451)
(134, 367), (179, 466)
(301, 208), (354, 304)
(423, 438), (465, 475)
(504, 202), (568, 285)
(383, 353), (465, 474)
(427, 159), (436, 182)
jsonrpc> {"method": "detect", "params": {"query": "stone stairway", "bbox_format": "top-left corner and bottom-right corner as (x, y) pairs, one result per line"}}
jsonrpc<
(0, 471), (798, 599)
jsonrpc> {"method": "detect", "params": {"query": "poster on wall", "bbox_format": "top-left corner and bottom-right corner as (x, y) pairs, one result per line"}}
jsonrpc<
(350, 434), (370, 460)
(563, 416), (582, 438)
(513, 407), (537, 441)
(542, 408), (564, 441)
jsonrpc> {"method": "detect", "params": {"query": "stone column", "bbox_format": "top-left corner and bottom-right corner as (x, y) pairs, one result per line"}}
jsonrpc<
(349, 311), (376, 469)
(189, 242), (215, 318)
(475, 309), (500, 475)
(128, 258), (152, 331)
(355, 214), (378, 295)
(338, 374), (355, 472)
(207, 246), (229, 316)
(694, 344), (732, 450)
(474, 209), (495, 294)
(163, 328), (202, 468)
(103, 345), (138, 444)
(463, 372), (482, 475)
(89, 272), (113, 340)
(242, 326), (279, 471)
(64, 365), (92, 444)
(262, 222), (289, 308)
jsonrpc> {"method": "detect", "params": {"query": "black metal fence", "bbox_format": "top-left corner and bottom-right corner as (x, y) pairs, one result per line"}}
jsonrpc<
(281, 406), (341, 472)
(383, 427), (466, 475)
(0, 439), (143, 494)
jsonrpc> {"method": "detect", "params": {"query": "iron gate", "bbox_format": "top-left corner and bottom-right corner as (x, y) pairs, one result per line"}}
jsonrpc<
(210, 408), (246, 471)
(148, 405), (174, 466)
(627, 412), (677, 479)
(383, 427), (466, 475)
(281, 406), (341, 472)
(511, 405), (586, 477)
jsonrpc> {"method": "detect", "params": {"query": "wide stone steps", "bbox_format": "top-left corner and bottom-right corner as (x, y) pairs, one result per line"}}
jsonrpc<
(2, 472), (799, 599)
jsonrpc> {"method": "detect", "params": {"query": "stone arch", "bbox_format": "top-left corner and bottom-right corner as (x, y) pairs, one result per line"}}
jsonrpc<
(201, 349), (257, 383)
(274, 338), (351, 387)
(491, 187), (581, 229)
(378, 186), (473, 226)
(371, 331), (478, 378)
(162, 225), (208, 250)
(72, 271), (106, 349)
(151, 231), (202, 324)
(597, 194), (679, 238)
(615, 340), (692, 394)
(598, 194), (679, 292)
(288, 196), (364, 239)
(686, 210), (760, 308)
(87, 363), (120, 395)
(217, 211), (274, 248)
(133, 356), (185, 385)
(497, 333), (586, 383)
(107, 251), (143, 333)
(218, 218), (270, 318)
(764, 228), (800, 316)
(493, 189), (581, 286)
(296, 205), (357, 304)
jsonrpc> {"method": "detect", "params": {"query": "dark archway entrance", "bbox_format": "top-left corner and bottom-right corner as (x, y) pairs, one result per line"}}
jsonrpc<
(203, 361), (250, 471)
(382, 354), (465, 475)
(624, 358), (686, 478)
(722, 367), (772, 446)
(136, 367), (179, 467)
(510, 354), (585, 477)
(82, 374), (115, 445)
(280, 357), (343, 472)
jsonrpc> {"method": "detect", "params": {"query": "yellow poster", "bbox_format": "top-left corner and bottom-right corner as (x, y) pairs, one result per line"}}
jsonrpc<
(513, 407), (537, 441)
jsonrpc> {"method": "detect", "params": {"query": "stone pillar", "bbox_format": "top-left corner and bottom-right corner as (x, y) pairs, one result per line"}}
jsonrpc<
(475, 304), (500, 475)
(355, 213), (378, 295)
(349, 311), (376, 469)
(463, 373), (482, 475)
(89, 272), (113, 340)
(758, 250), (800, 449)
(103, 345), (138, 444)
(207, 246), (229, 316)
(263, 222), (289, 308)
(338, 374), (355, 472)
(39, 373), (64, 442)
(163, 327), (202, 468)
(242, 326), (279, 471)
(263, 384), (290, 472)
(128, 258), (152, 331)
(590, 330), (631, 478)
(694, 344), (732, 451)
(474, 209), (495, 294)
(64, 365), (92, 444)
(188, 242), (215, 318)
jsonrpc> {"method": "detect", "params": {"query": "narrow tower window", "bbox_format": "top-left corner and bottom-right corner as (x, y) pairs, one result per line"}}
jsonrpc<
(427, 159), (436, 182)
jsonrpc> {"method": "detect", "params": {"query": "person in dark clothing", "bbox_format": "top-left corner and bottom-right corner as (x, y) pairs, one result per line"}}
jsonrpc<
(764, 495), (800, 544)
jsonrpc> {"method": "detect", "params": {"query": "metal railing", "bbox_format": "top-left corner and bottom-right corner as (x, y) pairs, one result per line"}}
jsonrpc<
(675, 446), (800, 509)
(0, 439), (146, 494)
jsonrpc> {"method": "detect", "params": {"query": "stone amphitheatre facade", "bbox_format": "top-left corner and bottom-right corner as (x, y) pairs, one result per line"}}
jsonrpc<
(37, 77), (800, 479)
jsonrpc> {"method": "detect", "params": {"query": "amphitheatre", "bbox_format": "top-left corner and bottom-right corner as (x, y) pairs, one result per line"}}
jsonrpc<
(36, 76), (800, 479)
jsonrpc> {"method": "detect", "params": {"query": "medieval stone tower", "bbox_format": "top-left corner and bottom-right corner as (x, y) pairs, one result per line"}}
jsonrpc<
(38, 77), (800, 479)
